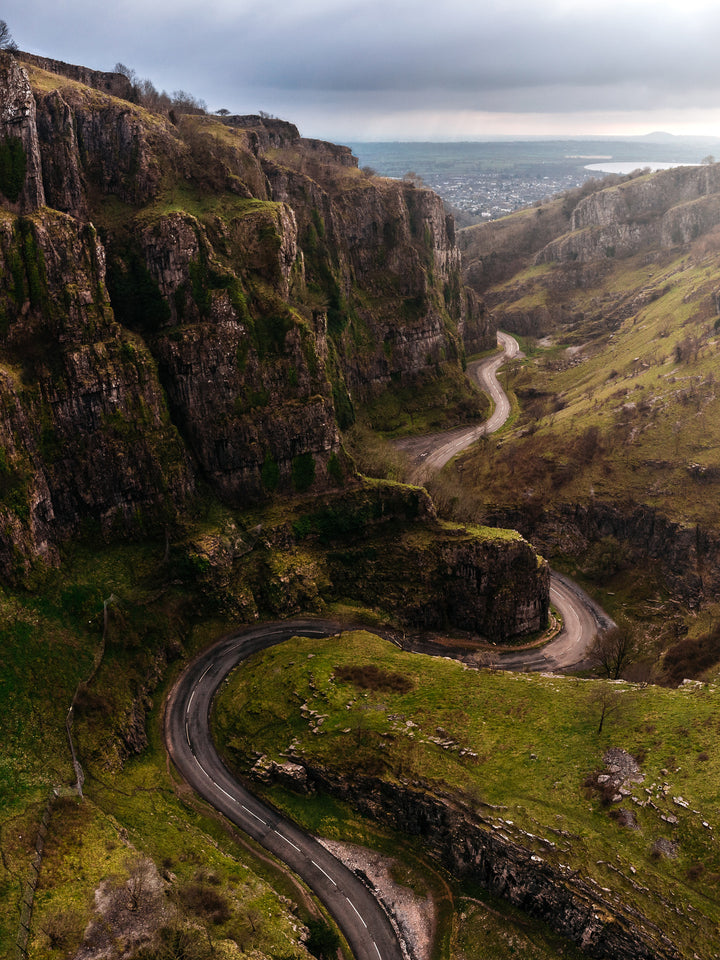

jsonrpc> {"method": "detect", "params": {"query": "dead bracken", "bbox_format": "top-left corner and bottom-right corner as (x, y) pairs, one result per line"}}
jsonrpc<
(333, 663), (415, 694)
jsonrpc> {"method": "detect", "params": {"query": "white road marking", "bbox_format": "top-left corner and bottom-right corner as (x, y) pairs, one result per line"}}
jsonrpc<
(191, 756), (235, 803)
(215, 783), (237, 803)
(185, 721), (191, 746)
(187, 687), (196, 710)
(275, 830), (301, 852)
(346, 897), (367, 927)
(311, 859), (337, 886)
(199, 663), (213, 682)
(241, 804), (267, 826)
(374, 943), (382, 960)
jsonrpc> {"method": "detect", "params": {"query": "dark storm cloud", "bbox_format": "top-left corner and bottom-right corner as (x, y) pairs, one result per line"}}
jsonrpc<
(4, 0), (720, 134)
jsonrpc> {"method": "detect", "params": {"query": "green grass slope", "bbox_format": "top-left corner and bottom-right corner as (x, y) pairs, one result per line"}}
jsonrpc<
(214, 630), (720, 960)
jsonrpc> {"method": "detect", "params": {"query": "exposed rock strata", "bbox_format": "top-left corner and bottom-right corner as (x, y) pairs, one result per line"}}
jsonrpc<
(0, 52), (45, 210)
(487, 498), (716, 609)
(15, 52), (133, 100)
(272, 765), (683, 960)
(0, 209), (194, 575)
(536, 165), (720, 264)
(0, 50), (534, 647)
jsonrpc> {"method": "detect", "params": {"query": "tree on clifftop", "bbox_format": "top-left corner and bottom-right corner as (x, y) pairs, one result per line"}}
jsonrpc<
(590, 626), (637, 680)
(0, 20), (17, 51)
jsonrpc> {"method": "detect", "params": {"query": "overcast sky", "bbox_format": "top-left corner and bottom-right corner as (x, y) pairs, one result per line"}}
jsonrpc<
(5, 0), (720, 142)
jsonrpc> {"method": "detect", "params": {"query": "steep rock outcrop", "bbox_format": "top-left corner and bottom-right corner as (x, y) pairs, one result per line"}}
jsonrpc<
(0, 209), (194, 575)
(29, 70), (185, 211)
(487, 498), (716, 609)
(35, 88), (88, 219)
(0, 52), (44, 210)
(155, 320), (340, 502)
(287, 768), (682, 960)
(16, 53), (133, 100)
(300, 489), (549, 638)
(536, 164), (720, 264)
(262, 151), (493, 398)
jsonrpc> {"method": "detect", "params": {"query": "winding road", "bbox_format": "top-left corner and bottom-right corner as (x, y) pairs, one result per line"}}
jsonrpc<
(166, 620), (404, 960)
(165, 330), (614, 959)
(395, 331), (614, 671)
(395, 331), (521, 483)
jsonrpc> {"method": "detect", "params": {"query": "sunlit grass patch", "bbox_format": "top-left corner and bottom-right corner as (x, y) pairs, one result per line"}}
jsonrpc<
(213, 629), (720, 955)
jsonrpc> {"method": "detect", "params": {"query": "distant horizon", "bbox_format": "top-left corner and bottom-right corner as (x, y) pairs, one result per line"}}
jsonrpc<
(344, 132), (720, 145)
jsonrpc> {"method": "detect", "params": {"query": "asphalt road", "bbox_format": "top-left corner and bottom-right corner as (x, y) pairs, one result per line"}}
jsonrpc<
(393, 329), (614, 671)
(395, 331), (521, 483)
(165, 619), (405, 960)
(165, 588), (612, 960)
(494, 569), (616, 672)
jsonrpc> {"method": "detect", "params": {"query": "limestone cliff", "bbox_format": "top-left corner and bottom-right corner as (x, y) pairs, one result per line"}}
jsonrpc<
(461, 162), (720, 339)
(0, 50), (536, 642)
(288, 767), (682, 960)
(535, 164), (720, 264)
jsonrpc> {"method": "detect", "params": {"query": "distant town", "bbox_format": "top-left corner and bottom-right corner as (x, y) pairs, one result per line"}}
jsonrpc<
(422, 168), (587, 222)
(349, 136), (720, 225)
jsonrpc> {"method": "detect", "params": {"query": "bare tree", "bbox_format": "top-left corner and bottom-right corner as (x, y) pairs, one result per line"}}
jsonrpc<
(114, 61), (137, 82)
(589, 626), (636, 680)
(127, 857), (155, 911)
(591, 686), (622, 734)
(172, 90), (207, 114)
(0, 20), (17, 51)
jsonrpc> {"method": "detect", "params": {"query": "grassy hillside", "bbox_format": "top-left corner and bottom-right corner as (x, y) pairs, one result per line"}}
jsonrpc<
(439, 178), (720, 675)
(214, 630), (720, 959)
(480, 247), (720, 521)
(0, 535), (340, 960)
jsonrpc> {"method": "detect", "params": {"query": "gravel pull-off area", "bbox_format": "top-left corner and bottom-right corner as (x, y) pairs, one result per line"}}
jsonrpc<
(317, 839), (435, 960)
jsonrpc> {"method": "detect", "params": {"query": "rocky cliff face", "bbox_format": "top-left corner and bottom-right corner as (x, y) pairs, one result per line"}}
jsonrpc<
(0, 207), (194, 575)
(536, 164), (720, 264)
(287, 484), (549, 638)
(460, 165), (720, 336)
(0, 51), (513, 614)
(0, 53), (45, 210)
(486, 498), (717, 611)
(262, 765), (682, 960)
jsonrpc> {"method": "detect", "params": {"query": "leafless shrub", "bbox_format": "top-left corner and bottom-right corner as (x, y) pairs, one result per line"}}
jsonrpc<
(589, 626), (637, 680)
(344, 424), (411, 482)
(134, 923), (214, 960)
(40, 908), (82, 950)
(178, 882), (231, 924)
(424, 471), (488, 524)
(589, 685), (623, 734)
(127, 857), (155, 911)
